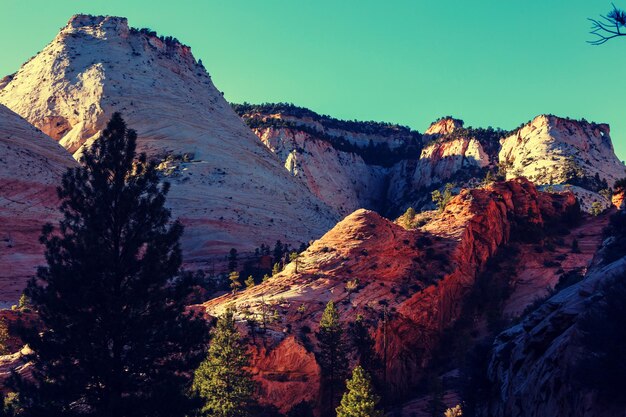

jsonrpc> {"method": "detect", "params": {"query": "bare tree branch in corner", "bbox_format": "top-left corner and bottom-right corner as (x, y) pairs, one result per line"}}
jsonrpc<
(589, 4), (626, 45)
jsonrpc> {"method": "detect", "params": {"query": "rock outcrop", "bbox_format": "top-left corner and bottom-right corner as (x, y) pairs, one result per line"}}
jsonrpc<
(0, 15), (339, 266)
(233, 103), (420, 216)
(499, 115), (625, 210)
(386, 118), (495, 212)
(202, 179), (578, 413)
(252, 127), (388, 216)
(485, 253), (626, 417)
(0, 104), (77, 305)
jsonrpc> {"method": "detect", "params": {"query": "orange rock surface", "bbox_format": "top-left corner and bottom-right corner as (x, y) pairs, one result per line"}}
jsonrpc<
(202, 179), (578, 412)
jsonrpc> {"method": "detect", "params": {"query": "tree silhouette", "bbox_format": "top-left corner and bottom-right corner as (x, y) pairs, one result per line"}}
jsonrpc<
(13, 113), (207, 417)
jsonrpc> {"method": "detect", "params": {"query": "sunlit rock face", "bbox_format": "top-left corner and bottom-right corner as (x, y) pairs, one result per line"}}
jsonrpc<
(0, 15), (340, 264)
(251, 127), (388, 217)
(386, 118), (492, 212)
(234, 104), (421, 217)
(202, 179), (578, 414)
(0, 104), (77, 305)
(499, 115), (625, 211)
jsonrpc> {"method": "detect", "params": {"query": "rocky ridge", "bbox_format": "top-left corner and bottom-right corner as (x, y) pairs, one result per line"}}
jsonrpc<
(499, 115), (625, 210)
(202, 179), (578, 414)
(237, 108), (625, 216)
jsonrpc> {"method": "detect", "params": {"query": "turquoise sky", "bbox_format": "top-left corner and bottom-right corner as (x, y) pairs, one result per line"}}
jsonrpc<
(2, 0), (625, 160)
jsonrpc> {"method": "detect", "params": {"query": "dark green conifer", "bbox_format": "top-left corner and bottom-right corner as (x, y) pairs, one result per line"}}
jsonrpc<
(336, 366), (382, 417)
(316, 300), (348, 412)
(14, 113), (207, 417)
(192, 309), (256, 417)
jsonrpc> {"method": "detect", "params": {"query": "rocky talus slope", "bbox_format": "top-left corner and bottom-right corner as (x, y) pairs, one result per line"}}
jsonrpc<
(0, 104), (77, 305)
(0, 15), (339, 264)
(202, 179), (578, 414)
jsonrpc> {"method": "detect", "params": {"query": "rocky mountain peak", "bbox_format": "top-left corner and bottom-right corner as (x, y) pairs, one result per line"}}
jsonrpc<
(0, 15), (339, 266)
(63, 14), (130, 39)
(499, 114), (625, 210)
(424, 117), (464, 136)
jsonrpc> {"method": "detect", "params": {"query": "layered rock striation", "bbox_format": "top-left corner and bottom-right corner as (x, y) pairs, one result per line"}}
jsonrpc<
(0, 104), (77, 304)
(202, 179), (578, 413)
(0, 15), (340, 264)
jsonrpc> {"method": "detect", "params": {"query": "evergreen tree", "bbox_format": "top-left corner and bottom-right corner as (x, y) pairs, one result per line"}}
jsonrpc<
(432, 183), (455, 212)
(17, 293), (30, 310)
(289, 252), (300, 273)
(316, 301), (348, 412)
(336, 366), (382, 417)
(399, 207), (416, 229)
(272, 241), (283, 264)
(13, 113), (207, 417)
(244, 275), (255, 289)
(271, 263), (281, 276)
(192, 309), (256, 417)
(350, 315), (377, 374)
(229, 272), (242, 294)
(228, 248), (238, 272)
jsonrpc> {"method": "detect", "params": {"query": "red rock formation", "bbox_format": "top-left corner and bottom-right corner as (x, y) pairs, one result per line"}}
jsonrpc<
(248, 336), (321, 414)
(202, 179), (578, 412)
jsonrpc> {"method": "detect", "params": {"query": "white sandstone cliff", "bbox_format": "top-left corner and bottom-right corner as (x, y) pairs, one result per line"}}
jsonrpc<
(0, 104), (77, 305)
(0, 15), (339, 265)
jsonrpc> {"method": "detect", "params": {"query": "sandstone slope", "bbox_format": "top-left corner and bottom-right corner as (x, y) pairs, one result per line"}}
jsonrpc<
(499, 115), (625, 210)
(0, 15), (339, 264)
(202, 179), (578, 413)
(0, 104), (77, 305)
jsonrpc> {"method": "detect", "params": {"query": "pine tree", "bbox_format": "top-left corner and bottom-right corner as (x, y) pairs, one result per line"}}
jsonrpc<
(289, 252), (300, 273)
(17, 293), (30, 310)
(228, 248), (238, 272)
(316, 300), (348, 412)
(350, 315), (377, 374)
(336, 366), (382, 417)
(192, 309), (256, 417)
(13, 113), (208, 417)
(244, 275), (255, 289)
(432, 183), (455, 212)
(271, 263), (281, 276)
(229, 271), (242, 294)
(272, 240), (283, 264)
